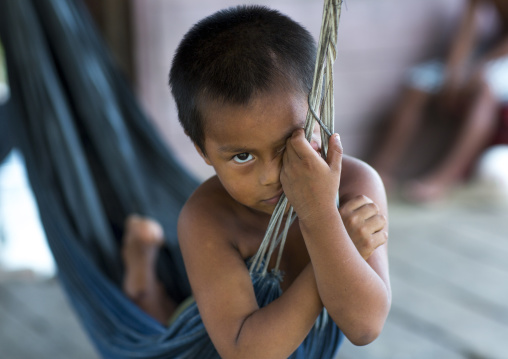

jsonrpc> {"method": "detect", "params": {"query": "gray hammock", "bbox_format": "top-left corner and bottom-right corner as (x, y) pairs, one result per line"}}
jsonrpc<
(0, 0), (344, 357)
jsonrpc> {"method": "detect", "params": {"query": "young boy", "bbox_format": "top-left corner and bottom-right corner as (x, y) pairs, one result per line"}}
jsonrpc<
(123, 5), (391, 358)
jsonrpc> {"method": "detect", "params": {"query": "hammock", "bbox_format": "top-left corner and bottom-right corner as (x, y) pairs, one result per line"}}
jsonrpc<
(0, 102), (13, 163)
(0, 0), (343, 357)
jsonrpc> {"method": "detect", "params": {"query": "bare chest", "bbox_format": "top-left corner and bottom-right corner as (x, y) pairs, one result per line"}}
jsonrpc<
(236, 218), (310, 292)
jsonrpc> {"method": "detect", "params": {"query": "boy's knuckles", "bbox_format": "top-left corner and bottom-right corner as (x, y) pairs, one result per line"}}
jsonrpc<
(338, 207), (350, 217)
(366, 202), (379, 211)
(371, 213), (385, 224)
(344, 215), (359, 228)
(359, 226), (372, 239)
(373, 231), (387, 246)
(358, 195), (372, 204)
(372, 218), (386, 233)
(359, 241), (374, 258)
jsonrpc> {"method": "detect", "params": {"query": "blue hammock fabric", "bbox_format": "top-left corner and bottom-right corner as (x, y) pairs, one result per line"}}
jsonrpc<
(0, 0), (344, 357)
(158, 266), (344, 359)
(0, 103), (13, 162)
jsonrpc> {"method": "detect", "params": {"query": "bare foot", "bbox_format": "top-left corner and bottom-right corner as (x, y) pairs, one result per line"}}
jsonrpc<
(122, 215), (176, 324)
(402, 177), (452, 203)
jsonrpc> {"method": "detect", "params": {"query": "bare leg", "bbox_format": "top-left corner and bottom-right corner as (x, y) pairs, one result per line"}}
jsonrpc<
(371, 88), (431, 190)
(122, 215), (176, 325)
(405, 82), (499, 201)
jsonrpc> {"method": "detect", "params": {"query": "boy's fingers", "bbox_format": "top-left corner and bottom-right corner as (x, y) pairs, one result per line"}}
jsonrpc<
(310, 138), (321, 153)
(355, 203), (381, 222)
(364, 214), (387, 234)
(310, 125), (322, 153)
(340, 195), (373, 213)
(360, 231), (387, 260)
(284, 132), (302, 162)
(326, 133), (343, 173)
(286, 129), (319, 161)
(285, 130), (343, 171)
(371, 230), (388, 248)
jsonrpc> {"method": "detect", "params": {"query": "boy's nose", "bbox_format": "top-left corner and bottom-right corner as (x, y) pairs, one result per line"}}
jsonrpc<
(259, 157), (282, 186)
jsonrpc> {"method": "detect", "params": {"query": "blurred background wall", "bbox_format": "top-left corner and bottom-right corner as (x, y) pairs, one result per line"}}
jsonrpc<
(84, 0), (466, 179)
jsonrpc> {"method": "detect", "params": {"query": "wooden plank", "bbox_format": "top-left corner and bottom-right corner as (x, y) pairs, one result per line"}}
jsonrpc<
(0, 285), (69, 358)
(0, 303), (48, 359)
(385, 203), (508, 359)
(6, 280), (97, 353)
(434, 220), (508, 274)
(337, 318), (465, 359)
(390, 225), (508, 312)
(389, 274), (508, 359)
(364, 202), (508, 358)
(341, 200), (506, 358)
(0, 281), (99, 359)
(390, 253), (508, 326)
(437, 210), (508, 249)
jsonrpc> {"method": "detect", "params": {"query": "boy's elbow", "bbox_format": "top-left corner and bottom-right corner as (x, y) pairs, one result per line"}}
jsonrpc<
(348, 324), (383, 346)
(345, 302), (390, 346)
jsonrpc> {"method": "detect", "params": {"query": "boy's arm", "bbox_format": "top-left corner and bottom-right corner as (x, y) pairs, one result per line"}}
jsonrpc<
(281, 130), (391, 345)
(178, 195), (325, 359)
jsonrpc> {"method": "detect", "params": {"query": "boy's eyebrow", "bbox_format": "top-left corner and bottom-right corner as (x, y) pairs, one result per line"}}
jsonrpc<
(217, 145), (251, 153)
(217, 127), (301, 153)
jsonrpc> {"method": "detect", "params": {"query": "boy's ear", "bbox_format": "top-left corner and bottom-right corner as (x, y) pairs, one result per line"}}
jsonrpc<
(194, 143), (212, 166)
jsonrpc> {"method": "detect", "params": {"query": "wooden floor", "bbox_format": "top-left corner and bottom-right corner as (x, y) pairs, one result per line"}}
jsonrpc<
(340, 185), (508, 359)
(1, 185), (507, 359)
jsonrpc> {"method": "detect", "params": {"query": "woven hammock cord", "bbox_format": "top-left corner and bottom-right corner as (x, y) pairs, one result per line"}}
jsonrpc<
(250, 0), (343, 276)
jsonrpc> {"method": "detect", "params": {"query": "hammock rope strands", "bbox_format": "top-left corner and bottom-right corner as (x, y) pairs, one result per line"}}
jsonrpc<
(250, 0), (343, 276)
(0, 0), (345, 357)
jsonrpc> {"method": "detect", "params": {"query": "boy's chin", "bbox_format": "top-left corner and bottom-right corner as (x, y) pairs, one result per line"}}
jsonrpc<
(244, 203), (279, 217)
(264, 201), (294, 217)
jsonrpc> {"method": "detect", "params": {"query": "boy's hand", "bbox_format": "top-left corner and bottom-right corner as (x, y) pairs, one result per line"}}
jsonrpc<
(309, 122), (322, 153)
(339, 195), (387, 260)
(280, 129), (342, 222)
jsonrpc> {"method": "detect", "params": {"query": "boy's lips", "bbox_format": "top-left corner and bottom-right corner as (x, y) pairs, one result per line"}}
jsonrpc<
(263, 190), (283, 205)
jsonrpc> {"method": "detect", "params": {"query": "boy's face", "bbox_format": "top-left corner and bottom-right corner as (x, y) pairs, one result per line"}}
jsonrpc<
(196, 88), (310, 215)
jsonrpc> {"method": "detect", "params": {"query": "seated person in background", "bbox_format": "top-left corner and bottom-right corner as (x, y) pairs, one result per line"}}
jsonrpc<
(123, 5), (391, 359)
(371, 0), (508, 202)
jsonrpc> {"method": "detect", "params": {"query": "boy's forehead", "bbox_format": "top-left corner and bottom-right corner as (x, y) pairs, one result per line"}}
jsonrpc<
(201, 89), (307, 146)
(200, 87), (307, 120)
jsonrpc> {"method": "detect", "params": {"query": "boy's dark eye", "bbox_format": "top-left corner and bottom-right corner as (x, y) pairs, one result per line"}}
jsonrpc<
(232, 152), (253, 164)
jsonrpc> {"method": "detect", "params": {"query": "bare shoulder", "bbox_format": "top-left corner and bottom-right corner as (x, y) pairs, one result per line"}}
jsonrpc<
(178, 176), (237, 246)
(179, 176), (228, 224)
(339, 155), (386, 206)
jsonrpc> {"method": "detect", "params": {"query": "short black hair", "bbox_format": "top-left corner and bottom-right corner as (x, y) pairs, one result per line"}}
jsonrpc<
(169, 5), (316, 152)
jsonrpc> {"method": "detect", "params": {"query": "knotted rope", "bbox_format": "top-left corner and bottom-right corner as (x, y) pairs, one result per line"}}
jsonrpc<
(250, 0), (343, 275)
